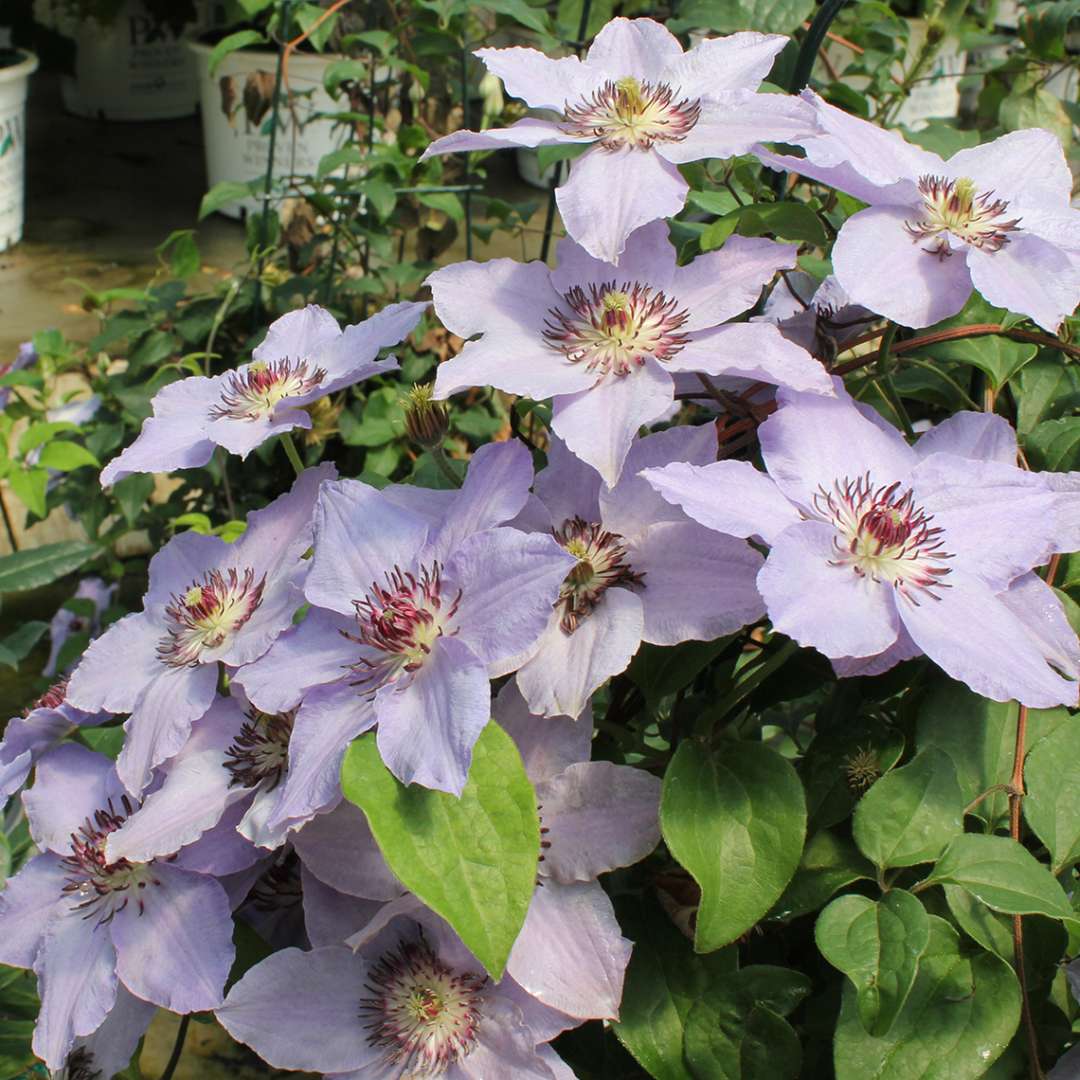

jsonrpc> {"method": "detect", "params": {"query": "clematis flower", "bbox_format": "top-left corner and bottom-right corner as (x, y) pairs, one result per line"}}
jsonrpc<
(67, 464), (332, 794)
(0, 744), (235, 1071)
(511, 425), (766, 718)
(428, 222), (831, 485)
(644, 388), (1080, 706)
(55, 987), (156, 1080)
(0, 341), (36, 410)
(43, 576), (115, 677)
(217, 899), (575, 1079)
(234, 440), (574, 802)
(100, 301), (426, 484)
(421, 18), (818, 263)
(759, 91), (1080, 330)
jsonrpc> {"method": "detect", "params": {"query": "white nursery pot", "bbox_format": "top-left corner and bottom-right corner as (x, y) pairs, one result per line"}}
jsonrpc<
(60, 1), (208, 121)
(190, 41), (344, 219)
(0, 51), (38, 253)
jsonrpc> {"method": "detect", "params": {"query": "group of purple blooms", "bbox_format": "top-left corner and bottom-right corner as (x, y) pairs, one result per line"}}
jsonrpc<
(4, 14), (1080, 1079)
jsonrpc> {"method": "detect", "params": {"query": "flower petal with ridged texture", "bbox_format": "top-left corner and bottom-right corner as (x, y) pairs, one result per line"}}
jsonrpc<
(0, 854), (65, 968)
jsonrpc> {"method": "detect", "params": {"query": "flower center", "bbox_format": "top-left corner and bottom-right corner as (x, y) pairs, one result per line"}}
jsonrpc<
(553, 517), (644, 632)
(158, 568), (266, 668)
(347, 563), (461, 687)
(562, 77), (701, 150)
(360, 938), (486, 1075)
(209, 358), (327, 422)
(63, 1048), (102, 1080)
(60, 797), (159, 925)
(26, 677), (69, 714)
(904, 175), (1021, 259)
(812, 475), (953, 602)
(224, 707), (295, 791)
(544, 282), (690, 377)
(248, 850), (303, 913)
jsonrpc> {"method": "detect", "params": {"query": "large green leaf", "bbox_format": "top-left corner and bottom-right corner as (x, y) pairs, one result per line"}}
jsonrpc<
(0, 541), (101, 594)
(923, 834), (1076, 922)
(1024, 718), (1080, 873)
(772, 830), (874, 921)
(816, 890), (930, 1037)
(340, 723), (538, 978)
(612, 898), (736, 1080)
(852, 748), (964, 869)
(924, 334), (1037, 391)
(834, 917), (1020, 1079)
(1024, 416), (1080, 473)
(670, 0), (813, 35)
(1015, 357), (1080, 434)
(661, 740), (806, 953)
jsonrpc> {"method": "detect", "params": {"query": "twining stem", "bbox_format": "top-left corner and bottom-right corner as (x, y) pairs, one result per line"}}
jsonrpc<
(158, 1014), (190, 1080)
(281, 0), (352, 89)
(280, 432), (305, 477)
(0, 487), (19, 552)
(431, 445), (463, 488)
(962, 783), (1010, 818)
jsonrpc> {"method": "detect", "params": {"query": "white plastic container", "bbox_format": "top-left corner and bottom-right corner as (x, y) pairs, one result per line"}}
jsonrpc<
(189, 40), (345, 219)
(0, 51), (38, 253)
(60, 1), (207, 121)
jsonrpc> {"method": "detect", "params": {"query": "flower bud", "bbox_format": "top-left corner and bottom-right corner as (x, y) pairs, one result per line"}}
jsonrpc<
(403, 384), (449, 450)
(479, 72), (505, 122)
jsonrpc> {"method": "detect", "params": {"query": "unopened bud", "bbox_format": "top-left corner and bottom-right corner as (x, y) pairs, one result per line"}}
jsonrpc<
(403, 384), (449, 450)
(479, 72), (504, 121)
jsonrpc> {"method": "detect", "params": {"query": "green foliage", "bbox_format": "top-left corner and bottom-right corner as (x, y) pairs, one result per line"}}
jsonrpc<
(0, 542), (101, 594)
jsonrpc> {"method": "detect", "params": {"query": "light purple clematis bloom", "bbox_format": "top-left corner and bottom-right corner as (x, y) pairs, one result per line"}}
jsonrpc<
(43, 575), (116, 677)
(760, 90), (1080, 331)
(0, 341), (36, 410)
(421, 18), (818, 263)
(0, 744), (235, 1071)
(66, 463), (332, 794)
(511, 425), (766, 718)
(428, 221), (831, 485)
(644, 387), (1080, 706)
(217, 897), (574, 1078)
(235, 440), (575, 802)
(100, 301), (426, 484)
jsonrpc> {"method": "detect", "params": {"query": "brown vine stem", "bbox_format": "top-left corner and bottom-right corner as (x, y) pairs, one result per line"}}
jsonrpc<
(281, 0), (353, 91)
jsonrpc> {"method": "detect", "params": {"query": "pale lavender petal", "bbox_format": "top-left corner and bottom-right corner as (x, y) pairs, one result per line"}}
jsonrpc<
(293, 800), (401, 901)
(498, 979), (580, 1044)
(674, 235), (797, 331)
(205, 407), (312, 458)
(300, 865), (384, 948)
(629, 520), (765, 645)
(914, 411), (1018, 464)
(643, 459), (801, 545)
(474, 46), (597, 110)
(998, 572), (1080, 682)
(551, 358), (674, 486)
(516, 590), (645, 719)
(658, 90), (819, 165)
(72, 986), (156, 1080)
(175, 800), (264, 875)
(375, 636), (491, 795)
(0, 708), (78, 799)
(253, 304), (341, 365)
(600, 423), (719, 539)
(534, 434), (603, 526)
(557, 145), (688, 265)
(584, 16), (684, 82)
(898, 570), (1078, 708)
(32, 901), (118, 1071)
(506, 880), (630, 1021)
(447, 528), (575, 667)
(833, 206), (974, 328)
(759, 521), (900, 659)
(832, 623), (922, 678)
(912, 453), (1060, 589)
(307, 479), (430, 615)
(426, 440), (534, 561)
(216, 947), (376, 1073)
(421, 119), (585, 160)
(0, 854), (65, 968)
(265, 680), (376, 834)
(458, 995), (564, 1080)
(116, 662), (218, 795)
(551, 220), (676, 297)
(966, 235), (1080, 333)
(757, 146), (918, 208)
(66, 611), (161, 714)
(538, 1046), (580, 1080)
(318, 300), (427, 391)
(759, 388), (915, 509)
(381, 483), (458, 527)
(234, 608), (356, 713)
(664, 31), (789, 95)
(946, 128), (1073, 212)
(538, 761), (661, 881)
(110, 862), (234, 1012)
(24, 743), (125, 855)
(100, 377), (217, 486)
(493, 679), (592, 782)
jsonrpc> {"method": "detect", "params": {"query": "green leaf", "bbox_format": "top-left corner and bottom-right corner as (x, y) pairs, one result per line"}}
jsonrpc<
(852, 748), (964, 869)
(661, 740), (806, 952)
(1021, 0), (1080, 58)
(157, 229), (201, 279)
(0, 541), (101, 594)
(626, 638), (730, 706)
(111, 472), (155, 527)
(479, 0), (551, 34)
(1024, 416), (1080, 472)
(1025, 718), (1080, 872)
(417, 191), (464, 222)
(17, 421), (78, 456)
(199, 180), (259, 221)
(834, 916), (1020, 1080)
(772, 830), (874, 921)
(0, 621), (47, 669)
(340, 723), (538, 978)
(816, 890), (930, 1036)
(923, 834), (1076, 922)
(1000, 85), (1072, 146)
(209, 29), (268, 75)
(1015, 356), (1080, 434)
(536, 142), (590, 174)
(77, 725), (126, 760)
(35, 441), (99, 472)
(362, 178), (397, 220)
(612, 898), (736, 1080)
(916, 676), (1071, 829)
(7, 467), (48, 519)
(317, 145), (365, 181)
(669, 0), (813, 35)
(925, 334), (1037, 391)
